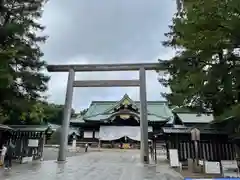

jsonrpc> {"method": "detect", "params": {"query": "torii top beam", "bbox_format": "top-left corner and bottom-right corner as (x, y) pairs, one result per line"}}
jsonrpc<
(47, 63), (162, 72)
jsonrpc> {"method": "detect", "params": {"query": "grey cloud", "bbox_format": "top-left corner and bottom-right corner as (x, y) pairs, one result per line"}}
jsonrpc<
(41, 0), (176, 63)
(42, 0), (177, 111)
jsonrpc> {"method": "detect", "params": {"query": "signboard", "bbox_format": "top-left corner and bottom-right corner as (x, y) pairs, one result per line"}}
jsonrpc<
(221, 160), (239, 177)
(205, 161), (221, 174)
(84, 131), (93, 138)
(95, 131), (99, 138)
(21, 156), (33, 164)
(169, 149), (180, 167)
(199, 160), (204, 166)
(28, 139), (39, 147)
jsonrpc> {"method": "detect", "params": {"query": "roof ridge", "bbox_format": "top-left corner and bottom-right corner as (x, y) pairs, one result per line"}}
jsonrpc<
(102, 94), (138, 113)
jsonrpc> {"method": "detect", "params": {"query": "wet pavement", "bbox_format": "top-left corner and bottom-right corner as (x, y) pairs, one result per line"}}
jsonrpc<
(0, 150), (183, 180)
(43, 147), (84, 161)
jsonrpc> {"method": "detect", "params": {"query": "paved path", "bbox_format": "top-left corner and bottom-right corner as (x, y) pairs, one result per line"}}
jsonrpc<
(0, 150), (183, 180)
(43, 147), (84, 161)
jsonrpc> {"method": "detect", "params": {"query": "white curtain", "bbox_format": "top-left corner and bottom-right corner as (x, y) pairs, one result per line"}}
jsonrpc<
(99, 126), (152, 141)
(84, 131), (93, 138)
(94, 131), (99, 138)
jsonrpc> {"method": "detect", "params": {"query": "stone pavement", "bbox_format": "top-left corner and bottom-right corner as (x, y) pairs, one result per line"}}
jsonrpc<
(43, 147), (84, 161)
(0, 150), (183, 180)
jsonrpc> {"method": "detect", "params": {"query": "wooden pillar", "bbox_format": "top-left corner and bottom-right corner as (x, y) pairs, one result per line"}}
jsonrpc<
(203, 142), (207, 161)
(209, 141), (213, 161)
(225, 143), (229, 160)
(186, 141), (190, 159)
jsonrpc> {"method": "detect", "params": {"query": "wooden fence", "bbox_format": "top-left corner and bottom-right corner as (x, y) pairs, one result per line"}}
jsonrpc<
(176, 141), (235, 161)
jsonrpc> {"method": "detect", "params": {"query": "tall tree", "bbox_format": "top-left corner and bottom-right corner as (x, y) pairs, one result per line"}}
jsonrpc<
(160, 0), (240, 118)
(0, 0), (49, 122)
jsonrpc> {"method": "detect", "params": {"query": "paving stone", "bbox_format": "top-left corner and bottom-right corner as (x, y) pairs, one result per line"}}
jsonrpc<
(0, 150), (183, 180)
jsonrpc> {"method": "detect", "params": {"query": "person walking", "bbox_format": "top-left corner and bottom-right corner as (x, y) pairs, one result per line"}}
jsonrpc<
(0, 144), (7, 166)
(85, 143), (88, 152)
(5, 142), (15, 169)
(149, 143), (154, 159)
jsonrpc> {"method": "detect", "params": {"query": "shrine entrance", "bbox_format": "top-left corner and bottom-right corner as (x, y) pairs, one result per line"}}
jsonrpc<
(47, 63), (163, 164)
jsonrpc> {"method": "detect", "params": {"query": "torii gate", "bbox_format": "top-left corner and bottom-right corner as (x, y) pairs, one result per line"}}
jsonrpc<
(47, 63), (163, 164)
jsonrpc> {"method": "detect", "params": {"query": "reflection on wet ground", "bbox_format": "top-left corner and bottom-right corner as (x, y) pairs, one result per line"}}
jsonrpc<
(0, 150), (183, 180)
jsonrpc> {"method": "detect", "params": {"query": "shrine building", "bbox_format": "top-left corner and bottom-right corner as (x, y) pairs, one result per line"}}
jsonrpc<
(69, 94), (173, 148)
(69, 94), (235, 162)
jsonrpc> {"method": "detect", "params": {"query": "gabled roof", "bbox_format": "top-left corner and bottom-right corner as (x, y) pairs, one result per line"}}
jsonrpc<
(72, 94), (174, 122)
(103, 94), (138, 113)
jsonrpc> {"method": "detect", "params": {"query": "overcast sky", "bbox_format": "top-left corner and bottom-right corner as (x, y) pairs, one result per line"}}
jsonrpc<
(40, 0), (177, 112)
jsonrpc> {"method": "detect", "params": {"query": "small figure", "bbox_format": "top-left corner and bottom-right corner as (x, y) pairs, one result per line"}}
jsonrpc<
(85, 143), (88, 152)
(0, 144), (7, 166)
(149, 143), (154, 158)
(5, 142), (15, 170)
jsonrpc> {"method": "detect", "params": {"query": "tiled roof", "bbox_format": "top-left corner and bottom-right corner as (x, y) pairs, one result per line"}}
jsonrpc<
(0, 124), (13, 131)
(68, 127), (80, 136)
(177, 113), (214, 123)
(70, 116), (85, 123)
(162, 127), (226, 134)
(48, 123), (60, 130)
(9, 125), (49, 132)
(51, 126), (80, 136)
(74, 94), (174, 122)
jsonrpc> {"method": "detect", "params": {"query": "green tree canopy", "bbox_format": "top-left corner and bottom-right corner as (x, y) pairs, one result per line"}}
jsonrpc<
(0, 0), (49, 123)
(161, 0), (240, 119)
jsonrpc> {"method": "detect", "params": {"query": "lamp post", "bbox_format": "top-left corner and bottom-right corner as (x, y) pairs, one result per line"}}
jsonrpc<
(191, 128), (200, 172)
(154, 135), (157, 163)
(72, 134), (77, 151)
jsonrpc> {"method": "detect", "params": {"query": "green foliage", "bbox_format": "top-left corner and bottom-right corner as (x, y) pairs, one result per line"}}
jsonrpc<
(48, 128), (61, 144)
(0, 0), (50, 123)
(3, 100), (79, 125)
(41, 102), (76, 125)
(0, 0), (86, 125)
(161, 0), (240, 118)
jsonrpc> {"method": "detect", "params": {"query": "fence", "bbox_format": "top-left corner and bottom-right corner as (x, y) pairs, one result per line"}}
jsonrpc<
(177, 141), (235, 161)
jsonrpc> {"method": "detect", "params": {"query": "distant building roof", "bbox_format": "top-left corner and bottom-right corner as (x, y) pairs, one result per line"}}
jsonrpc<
(53, 126), (80, 136)
(47, 123), (61, 131)
(71, 94), (174, 123)
(0, 124), (13, 131)
(9, 125), (48, 132)
(70, 116), (85, 123)
(162, 127), (226, 134)
(177, 113), (214, 123)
